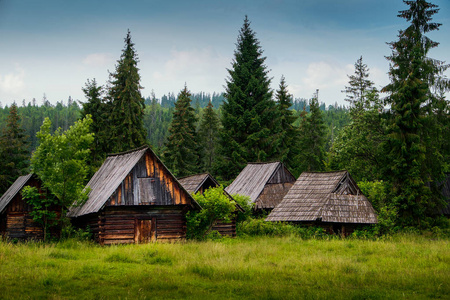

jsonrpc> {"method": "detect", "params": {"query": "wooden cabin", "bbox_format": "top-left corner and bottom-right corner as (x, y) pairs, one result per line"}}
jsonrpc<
(225, 162), (296, 211)
(178, 173), (244, 237)
(68, 146), (201, 245)
(266, 171), (378, 235)
(0, 174), (61, 241)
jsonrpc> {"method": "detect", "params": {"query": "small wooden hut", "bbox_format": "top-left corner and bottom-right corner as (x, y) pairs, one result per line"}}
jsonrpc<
(225, 162), (296, 211)
(68, 146), (201, 244)
(0, 174), (61, 241)
(178, 173), (244, 237)
(266, 171), (377, 235)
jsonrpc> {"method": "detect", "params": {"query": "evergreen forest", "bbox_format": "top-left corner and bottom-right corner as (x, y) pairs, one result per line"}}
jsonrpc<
(0, 0), (449, 233)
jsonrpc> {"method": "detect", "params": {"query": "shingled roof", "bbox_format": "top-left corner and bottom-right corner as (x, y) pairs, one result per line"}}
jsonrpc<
(68, 146), (199, 218)
(225, 162), (296, 210)
(178, 173), (218, 194)
(0, 174), (33, 214)
(266, 171), (377, 224)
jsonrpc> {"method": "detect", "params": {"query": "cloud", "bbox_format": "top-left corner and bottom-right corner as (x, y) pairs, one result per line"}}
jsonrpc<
(287, 61), (353, 100)
(0, 67), (25, 95)
(152, 47), (229, 93)
(82, 53), (114, 67)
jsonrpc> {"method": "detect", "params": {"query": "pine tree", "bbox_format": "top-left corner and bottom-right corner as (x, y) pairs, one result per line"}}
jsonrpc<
(198, 101), (220, 173)
(0, 103), (30, 195)
(275, 75), (299, 172)
(342, 56), (378, 117)
(217, 16), (279, 180)
(107, 29), (147, 153)
(163, 85), (199, 177)
(296, 94), (326, 174)
(382, 0), (449, 226)
(81, 78), (108, 166)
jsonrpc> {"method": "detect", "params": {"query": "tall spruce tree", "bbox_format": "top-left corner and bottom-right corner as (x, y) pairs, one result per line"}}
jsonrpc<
(275, 75), (299, 172)
(198, 101), (220, 173)
(382, 0), (449, 226)
(217, 16), (279, 180)
(0, 103), (30, 195)
(343, 56), (378, 116)
(81, 78), (108, 167)
(296, 94), (326, 174)
(163, 85), (199, 177)
(107, 29), (147, 153)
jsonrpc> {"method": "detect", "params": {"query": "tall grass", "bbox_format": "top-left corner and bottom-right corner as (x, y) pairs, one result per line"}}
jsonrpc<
(0, 235), (448, 299)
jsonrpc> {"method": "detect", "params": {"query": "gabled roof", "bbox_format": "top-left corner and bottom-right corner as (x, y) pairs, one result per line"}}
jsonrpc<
(266, 171), (378, 224)
(178, 173), (244, 212)
(178, 173), (218, 194)
(0, 174), (33, 214)
(68, 146), (199, 218)
(225, 162), (294, 203)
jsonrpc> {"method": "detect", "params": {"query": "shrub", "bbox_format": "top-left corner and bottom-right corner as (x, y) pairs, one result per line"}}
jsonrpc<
(186, 186), (236, 240)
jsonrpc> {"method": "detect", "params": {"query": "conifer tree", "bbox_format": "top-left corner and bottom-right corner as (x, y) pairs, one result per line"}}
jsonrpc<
(81, 78), (108, 166)
(217, 16), (279, 180)
(198, 101), (220, 173)
(275, 75), (299, 172)
(107, 29), (146, 153)
(163, 85), (199, 177)
(342, 56), (378, 117)
(0, 103), (30, 195)
(296, 94), (326, 174)
(382, 0), (449, 226)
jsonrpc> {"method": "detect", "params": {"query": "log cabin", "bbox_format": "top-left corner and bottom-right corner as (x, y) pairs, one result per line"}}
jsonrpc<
(178, 173), (244, 237)
(225, 162), (296, 212)
(0, 174), (61, 241)
(266, 171), (378, 235)
(67, 146), (201, 244)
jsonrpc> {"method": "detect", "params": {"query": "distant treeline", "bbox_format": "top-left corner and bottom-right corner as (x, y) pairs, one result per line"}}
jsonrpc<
(0, 94), (349, 154)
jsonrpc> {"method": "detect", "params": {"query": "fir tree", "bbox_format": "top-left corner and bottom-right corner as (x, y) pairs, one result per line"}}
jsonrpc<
(0, 103), (30, 195)
(382, 0), (449, 226)
(296, 94), (326, 174)
(217, 16), (279, 180)
(163, 85), (199, 177)
(275, 75), (299, 172)
(198, 101), (220, 173)
(342, 56), (378, 117)
(81, 78), (108, 166)
(107, 29), (147, 153)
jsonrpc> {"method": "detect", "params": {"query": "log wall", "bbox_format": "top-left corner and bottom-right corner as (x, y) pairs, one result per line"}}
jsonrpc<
(73, 206), (189, 245)
(212, 217), (237, 237)
(0, 178), (61, 241)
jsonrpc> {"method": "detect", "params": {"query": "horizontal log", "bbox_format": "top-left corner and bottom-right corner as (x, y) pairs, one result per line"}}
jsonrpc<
(103, 239), (134, 245)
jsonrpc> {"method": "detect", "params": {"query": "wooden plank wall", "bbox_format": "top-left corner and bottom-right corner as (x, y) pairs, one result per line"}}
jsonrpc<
(212, 217), (237, 237)
(1, 179), (62, 241)
(96, 207), (187, 245)
(268, 165), (296, 184)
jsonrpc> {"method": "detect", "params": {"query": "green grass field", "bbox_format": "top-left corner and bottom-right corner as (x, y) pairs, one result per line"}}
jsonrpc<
(0, 235), (448, 299)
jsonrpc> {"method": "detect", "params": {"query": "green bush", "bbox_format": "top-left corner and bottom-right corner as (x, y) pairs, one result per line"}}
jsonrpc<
(186, 186), (236, 240)
(237, 218), (328, 239)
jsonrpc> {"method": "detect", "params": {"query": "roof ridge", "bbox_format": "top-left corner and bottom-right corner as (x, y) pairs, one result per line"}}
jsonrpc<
(107, 145), (149, 157)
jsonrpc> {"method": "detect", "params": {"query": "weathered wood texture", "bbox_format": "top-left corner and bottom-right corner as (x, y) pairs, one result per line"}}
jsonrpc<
(0, 175), (61, 240)
(69, 147), (199, 244)
(69, 146), (198, 218)
(73, 206), (187, 244)
(266, 171), (378, 226)
(225, 162), (296, 210)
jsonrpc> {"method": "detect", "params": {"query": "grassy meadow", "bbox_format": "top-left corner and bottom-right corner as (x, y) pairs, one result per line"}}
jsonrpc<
(0, 235), (448, 299)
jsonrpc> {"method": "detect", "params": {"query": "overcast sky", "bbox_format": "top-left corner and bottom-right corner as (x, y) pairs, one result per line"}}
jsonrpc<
(0, 0), (449, 107)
